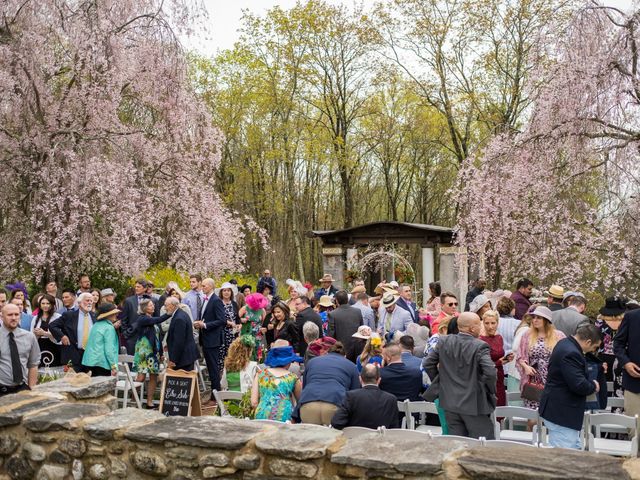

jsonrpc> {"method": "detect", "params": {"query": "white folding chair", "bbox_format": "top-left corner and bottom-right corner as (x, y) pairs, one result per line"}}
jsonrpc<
(114, 354), (144, 409)
(607, 381), (614, 394)
(194, 360), (207, 392)
(404, 401), (442, 435)
(438, 435), (483, 445)
(506, 391), (523, 406)
(586, 413), (639, 457)
(397, 400), (409, 428)
(342, 426), (381, 439)
(493, 406), (542, 445)
(483, 439), (536, 448)
(212, 390), (243, 416)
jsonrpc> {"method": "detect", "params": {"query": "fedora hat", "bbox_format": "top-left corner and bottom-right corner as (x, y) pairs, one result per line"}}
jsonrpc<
(100, 288), (116, 298)
(469, 294), (490, 314)
(531, 306), (553, 323)
(318, 295), (334, 308)
(599, 296), (627, 316)
(546, 285), (564, 300)
(97, 303), (120, 320)
(351, 285), (366, 295)
(381, 292), (400, 308)
(352, 325), (372, 339)
(319, 274), (335, 283)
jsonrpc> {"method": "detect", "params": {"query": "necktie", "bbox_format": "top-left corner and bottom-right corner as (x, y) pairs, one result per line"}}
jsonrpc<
(203, 296), (209, 302)
(8, 332), (23, 385)
(81, 312), (90, 349)
(385, 311), (392, 332)
(196, 293), (203, 319)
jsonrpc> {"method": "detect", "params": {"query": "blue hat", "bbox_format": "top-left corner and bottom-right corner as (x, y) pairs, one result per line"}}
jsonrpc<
(265, 346), (303, 368)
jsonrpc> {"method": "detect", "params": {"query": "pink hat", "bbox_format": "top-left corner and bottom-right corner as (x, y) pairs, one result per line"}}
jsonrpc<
(246, 293), (269, 311)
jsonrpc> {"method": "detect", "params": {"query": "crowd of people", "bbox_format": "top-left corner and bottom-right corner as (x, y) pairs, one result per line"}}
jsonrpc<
(1, 271), (639, 450)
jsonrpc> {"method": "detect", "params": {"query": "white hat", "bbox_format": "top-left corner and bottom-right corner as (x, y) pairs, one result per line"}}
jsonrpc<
(469, 294), (490, 313)
(381, 293), (400, 308)
(215, 282), (238, 298)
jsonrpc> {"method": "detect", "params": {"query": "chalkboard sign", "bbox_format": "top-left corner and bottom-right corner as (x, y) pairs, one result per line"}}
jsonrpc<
(159, 369), (201, 417)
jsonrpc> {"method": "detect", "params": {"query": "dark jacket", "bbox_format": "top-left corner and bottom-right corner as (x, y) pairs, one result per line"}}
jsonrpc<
(134, 314), (170, 354)
(327, 305), (363, 361)
(49, 309), (96, 369)
(314, 285), (338, 300)
(121, 295), (142, 340)
(614, 309), (640, 393)
(200, 293), (226, 349)
(275, 319), (300, 348)
(295, 307), (323, 355)
(539, 336), (597, 430)
(423, 333), (497, 415)
(465, 287), (483, 312)
(299, 353), (360, 407)
(167, 308), (198, 369)
(396, 297), (419, 323)
(379, 361), (423, 401)
(331, 385), (400, 430)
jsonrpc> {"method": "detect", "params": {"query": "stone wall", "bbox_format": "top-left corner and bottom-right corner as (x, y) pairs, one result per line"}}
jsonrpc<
(1, 377), (640, 479)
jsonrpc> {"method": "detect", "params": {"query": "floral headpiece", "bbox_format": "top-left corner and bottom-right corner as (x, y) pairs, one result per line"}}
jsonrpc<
(240, 335), (256, 349)
(370, 335), (382, 348)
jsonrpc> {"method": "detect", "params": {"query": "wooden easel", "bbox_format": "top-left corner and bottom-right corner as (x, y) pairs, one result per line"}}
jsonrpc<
(159, 368), (201, 416)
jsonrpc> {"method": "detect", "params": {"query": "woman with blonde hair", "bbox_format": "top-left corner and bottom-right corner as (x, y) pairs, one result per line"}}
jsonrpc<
(222, 335), (258, 393)
(515, 306), (565, 410)
(480, 310), (512, 406)
(356, 333), (383, 372)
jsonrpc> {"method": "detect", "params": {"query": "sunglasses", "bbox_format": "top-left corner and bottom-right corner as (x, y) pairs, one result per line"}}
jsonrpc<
(446, 302), (458, 307)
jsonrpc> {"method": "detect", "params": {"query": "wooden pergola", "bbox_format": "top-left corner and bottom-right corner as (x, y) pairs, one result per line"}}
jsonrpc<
(310, 221), (463, 306)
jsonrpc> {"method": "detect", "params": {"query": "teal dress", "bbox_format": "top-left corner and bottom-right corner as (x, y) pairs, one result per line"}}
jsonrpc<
(254, 369), (298, 422)
(82, 320), (119, 371)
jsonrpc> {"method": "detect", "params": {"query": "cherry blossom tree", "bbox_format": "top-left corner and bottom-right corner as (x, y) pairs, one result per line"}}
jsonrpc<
(0, 0), (264, 283)
(456, 2), (640, 292)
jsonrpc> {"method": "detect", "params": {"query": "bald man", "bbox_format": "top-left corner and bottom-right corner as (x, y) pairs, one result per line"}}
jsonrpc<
(423, 312), (497, 439)
(193, 278), (226, 404)
(0, 304), (40, 396)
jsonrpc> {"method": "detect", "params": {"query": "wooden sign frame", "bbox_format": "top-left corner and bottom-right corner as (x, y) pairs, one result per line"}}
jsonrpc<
(159, 368), (202, 417)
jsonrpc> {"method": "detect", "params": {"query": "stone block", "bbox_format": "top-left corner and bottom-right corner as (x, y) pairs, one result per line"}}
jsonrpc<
(166, 447), (199, 461)
(0, 396), (61, 428)
(199, 453), (229, 467)
(34, 376), (116, 400)
(456, 446), (627, 480)
(125, 416), (263, 449)
(255, 423), (341, 460)
(23, 443), (46, 462)
(30, 435), (57, 444)
(232, 453), (261, 470)
(110, 459), (127, 478)
(331, 435), (470, 475)
(84, 408), (163, 440)
(58, 438), (86, 458)
(24, 403), (109, 432)
(268, 458), (318, 478)
(201, 466), (237, 478)
(36, 464), (68, 480)
(130, 450), (169, 477)
(0, 436), (18, 456)
(88, 463), (108, 480)
(48, 450), (70, 465)
(71, 459), (83, 480)
(5, 454), (34, 480)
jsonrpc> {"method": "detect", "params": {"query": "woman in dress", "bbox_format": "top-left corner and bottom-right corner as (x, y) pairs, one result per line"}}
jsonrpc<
(271, 302), (299, 348)
(216, 282), (240, 374)
(506, 309), (533, 406)
(251, 346), (302, 422)
(595, 296), (627, 399)
(30, 294), (61, 366)
(133, 298), (170, 409)
(222, 335), (258, 393)
(516, 306), (565, 411)
(82, 303), (120, 376)
(239, 293), (268, 338)
(480, 310), (512, 406)
(424, 282), (442, 320)
(356, 333), (383, 372)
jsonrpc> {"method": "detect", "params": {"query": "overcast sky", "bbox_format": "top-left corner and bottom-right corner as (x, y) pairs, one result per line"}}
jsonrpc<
(186, 0), (636, 55)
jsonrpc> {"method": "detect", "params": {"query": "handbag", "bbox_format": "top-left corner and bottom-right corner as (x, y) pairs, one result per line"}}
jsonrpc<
(521, 376), (544, 402)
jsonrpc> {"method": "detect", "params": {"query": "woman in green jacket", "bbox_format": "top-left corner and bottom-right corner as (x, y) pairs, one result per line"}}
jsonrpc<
(82, 303), (121, 376)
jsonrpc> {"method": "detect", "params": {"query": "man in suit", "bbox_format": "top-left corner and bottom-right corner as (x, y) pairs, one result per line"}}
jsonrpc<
(314, 274), (339, 301)
(183, 274), (203, 321)
(380, 342), (422, 402)
(293, 296), (324, 356)
(539, 324), (601, 449)
(399, 336), (422, 372)
(331, 364), (399, 429)
(614, 300), (640, 417)
(552, 295), (590, 337)
(49, 292), (95, 372)
(164, 297), (198, 372)
(327, 291), (363, 362)
(193, 278), (226, 404)
(378, 293), (413, 341)
(396, 285), (419, 323)
(424, 312), (497, 439)
(120, 279), (149, 355)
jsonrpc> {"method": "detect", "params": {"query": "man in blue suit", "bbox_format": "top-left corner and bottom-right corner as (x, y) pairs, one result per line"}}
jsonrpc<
(164, 297), (198, 372)
(49, 293), (96, 372)
(193, 278), (226, 404)
(539, 324), (601, 449)
(396, 285), (419, 323)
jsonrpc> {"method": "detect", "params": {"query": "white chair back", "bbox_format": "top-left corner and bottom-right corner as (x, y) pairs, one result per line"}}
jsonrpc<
(342, 426), (381, 439)
(586, 413), (639, 457)
(212, 390), (243, 416)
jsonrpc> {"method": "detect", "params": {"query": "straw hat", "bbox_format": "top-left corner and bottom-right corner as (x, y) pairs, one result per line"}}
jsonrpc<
(546, 285), (564, 300)
(318, 295), (334, 308)
(381, 292), (400, 308)
(352, 325), (372, 339)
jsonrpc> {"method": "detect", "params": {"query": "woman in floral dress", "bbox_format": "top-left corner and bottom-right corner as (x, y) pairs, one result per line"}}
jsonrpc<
(516, 306), (565, 410)
(217, 282), (240, 374)
(251, 346), (302, 422)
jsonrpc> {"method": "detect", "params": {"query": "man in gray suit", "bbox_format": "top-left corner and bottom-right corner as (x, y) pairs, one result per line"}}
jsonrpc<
(424, 312), (497, 439)
(328, 290), (363, 362)
(552, 295), (589, 337)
